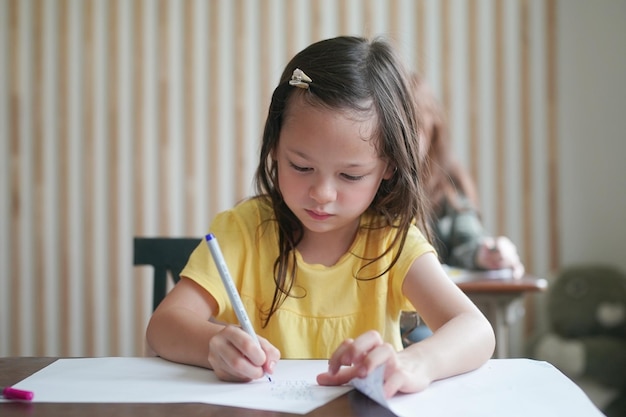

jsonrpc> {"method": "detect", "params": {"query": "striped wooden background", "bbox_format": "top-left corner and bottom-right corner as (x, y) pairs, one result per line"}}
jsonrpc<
(0, 0), (557, 357)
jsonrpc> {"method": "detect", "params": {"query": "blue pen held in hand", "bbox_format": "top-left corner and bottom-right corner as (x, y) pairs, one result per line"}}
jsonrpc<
(204, 233), (272, 382)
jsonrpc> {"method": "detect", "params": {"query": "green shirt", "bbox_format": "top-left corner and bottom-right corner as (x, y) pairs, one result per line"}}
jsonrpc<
(431, 196), (487, 269)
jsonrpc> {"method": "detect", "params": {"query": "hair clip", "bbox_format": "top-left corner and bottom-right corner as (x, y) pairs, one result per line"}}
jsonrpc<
(289, 68), (312, 89)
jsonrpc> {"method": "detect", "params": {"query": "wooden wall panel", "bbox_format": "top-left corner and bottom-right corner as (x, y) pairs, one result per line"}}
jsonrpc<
(0, 0), (558, 357)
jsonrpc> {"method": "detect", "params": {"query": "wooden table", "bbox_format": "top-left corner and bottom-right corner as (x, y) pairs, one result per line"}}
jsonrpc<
(1, 357), (395, 417)
(455, 274), (548, 359)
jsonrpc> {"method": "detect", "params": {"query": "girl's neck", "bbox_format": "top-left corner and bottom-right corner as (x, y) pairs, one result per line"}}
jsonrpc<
(296, 220), (360, 267)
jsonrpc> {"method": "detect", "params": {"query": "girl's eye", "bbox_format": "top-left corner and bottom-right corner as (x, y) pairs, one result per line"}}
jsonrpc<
(289, 162), (310, 172)
(341, 173), (365, 181)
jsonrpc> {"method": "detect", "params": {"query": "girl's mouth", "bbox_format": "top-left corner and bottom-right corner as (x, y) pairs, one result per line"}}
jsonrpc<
(306, 209), (332, 221)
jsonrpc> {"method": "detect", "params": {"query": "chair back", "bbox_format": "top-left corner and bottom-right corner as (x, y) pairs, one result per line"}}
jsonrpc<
(133, 237), (202, 311)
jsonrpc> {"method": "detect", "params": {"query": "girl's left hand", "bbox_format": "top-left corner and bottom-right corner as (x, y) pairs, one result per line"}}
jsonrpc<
(316, 330), (430, 398)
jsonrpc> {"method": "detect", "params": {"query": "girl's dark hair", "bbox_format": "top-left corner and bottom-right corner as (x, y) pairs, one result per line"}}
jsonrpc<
(254, 36), (430, 327)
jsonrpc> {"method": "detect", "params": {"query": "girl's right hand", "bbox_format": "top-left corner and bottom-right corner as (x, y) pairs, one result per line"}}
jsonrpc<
(476, 236), (525, 278)
(208, 325), (280, 382)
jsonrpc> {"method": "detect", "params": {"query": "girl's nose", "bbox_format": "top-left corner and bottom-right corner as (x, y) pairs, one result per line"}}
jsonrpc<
(309, 178), (337, 204)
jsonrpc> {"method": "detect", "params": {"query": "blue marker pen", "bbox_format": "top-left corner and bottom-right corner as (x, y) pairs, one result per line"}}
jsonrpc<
(204, 233), (272, 382)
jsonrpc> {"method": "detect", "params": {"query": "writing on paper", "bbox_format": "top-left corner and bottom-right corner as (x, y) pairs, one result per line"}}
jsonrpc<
(268, 379), (348, 402)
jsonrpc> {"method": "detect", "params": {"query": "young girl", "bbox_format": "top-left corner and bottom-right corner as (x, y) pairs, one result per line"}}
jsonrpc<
(146, 36), (495, 398)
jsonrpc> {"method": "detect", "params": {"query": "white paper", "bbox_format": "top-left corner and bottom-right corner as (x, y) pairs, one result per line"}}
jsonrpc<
(443, 264), (514, 282)
(5, 357), (351, 414)
(350, 359), (605, 417)
(350, 364), (389, 408)
(5, 357), (605, 416)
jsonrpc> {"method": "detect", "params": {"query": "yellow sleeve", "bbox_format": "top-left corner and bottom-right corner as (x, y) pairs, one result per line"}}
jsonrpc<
(392, 225), (436, 312)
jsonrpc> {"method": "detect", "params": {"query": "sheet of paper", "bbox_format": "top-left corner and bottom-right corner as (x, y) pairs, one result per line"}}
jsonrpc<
(443, 264), (514, 282)
(350, 364), (389, 408)
(6, 357), (352, 414)
(5, 357), (604, 416)
(350, 359), (604, 417)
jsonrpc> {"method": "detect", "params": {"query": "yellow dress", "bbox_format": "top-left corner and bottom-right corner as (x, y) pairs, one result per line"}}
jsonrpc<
(181, 197), (434, 359)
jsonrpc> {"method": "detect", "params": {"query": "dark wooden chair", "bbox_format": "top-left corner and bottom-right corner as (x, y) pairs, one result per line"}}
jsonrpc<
(133, 237), (202, 311)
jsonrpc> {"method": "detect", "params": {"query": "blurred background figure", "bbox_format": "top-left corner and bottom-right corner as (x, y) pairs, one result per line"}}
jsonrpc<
(402, 74), (525, 345)
(413, 73), (524, 278)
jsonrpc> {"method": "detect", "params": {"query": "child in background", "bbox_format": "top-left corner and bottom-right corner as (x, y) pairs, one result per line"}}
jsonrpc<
(146, 36), (495, 398)
(413, 74), (525, 278)
(400, 74), (525, 345)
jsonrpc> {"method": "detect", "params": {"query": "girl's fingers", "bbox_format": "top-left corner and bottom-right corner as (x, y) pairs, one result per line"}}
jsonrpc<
(320, 335), (397, 387)
(317, 365), (362, 386)
(210, 341), (259, 381)
(382, 370), (405, 398)
(512, 262), (525, 279)
(327, 331), (384, 374)
(479, 236), (525, 273)
(258, 336), (281, 373)
(209, 326), (270, 381)
(326, 338), (356, 374)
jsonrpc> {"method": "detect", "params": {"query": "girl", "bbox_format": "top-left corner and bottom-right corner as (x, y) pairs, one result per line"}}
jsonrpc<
(146, 36), (495, 398)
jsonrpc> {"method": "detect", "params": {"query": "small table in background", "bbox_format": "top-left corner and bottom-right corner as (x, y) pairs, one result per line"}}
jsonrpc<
(450, 269), (548, 358)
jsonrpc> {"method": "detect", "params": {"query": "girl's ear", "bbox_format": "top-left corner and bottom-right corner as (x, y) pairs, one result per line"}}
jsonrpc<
(383, 164), (396, 180)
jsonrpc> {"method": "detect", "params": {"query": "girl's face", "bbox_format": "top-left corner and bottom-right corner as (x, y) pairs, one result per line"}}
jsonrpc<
(275, 95), (393, 239)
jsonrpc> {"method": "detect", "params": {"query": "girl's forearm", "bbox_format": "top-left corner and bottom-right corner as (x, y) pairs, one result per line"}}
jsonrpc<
(401, 312), (495, 384)
(146, 308), (225, 369)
